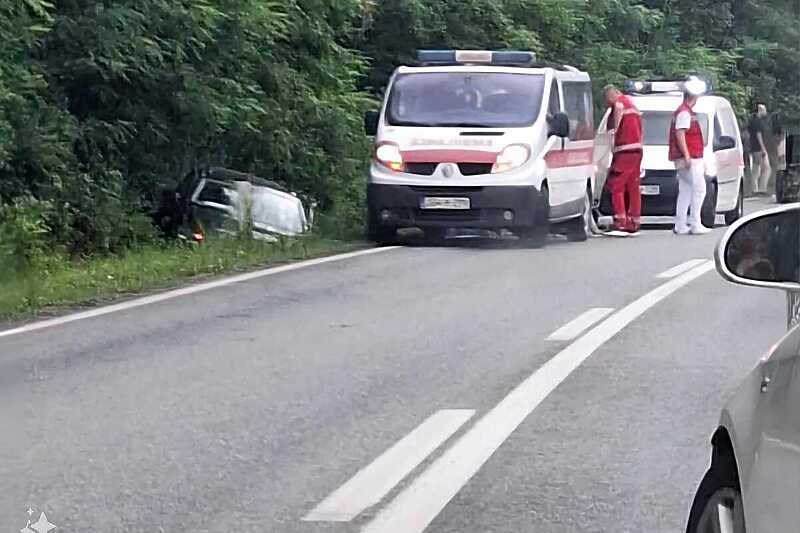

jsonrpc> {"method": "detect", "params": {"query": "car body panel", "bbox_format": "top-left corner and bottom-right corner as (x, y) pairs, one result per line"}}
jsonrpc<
(715, 322), (800, 530)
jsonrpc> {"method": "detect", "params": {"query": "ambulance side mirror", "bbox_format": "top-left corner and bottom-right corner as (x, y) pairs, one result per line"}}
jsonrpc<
(364, 111), (379, 136)
(549, 112), (570, 138)
(716, 204), (800, 290)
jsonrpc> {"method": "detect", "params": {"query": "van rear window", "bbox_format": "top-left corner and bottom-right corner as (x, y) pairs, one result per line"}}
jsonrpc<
(386, 72), (545, 128)
(642, 111), (709, 146)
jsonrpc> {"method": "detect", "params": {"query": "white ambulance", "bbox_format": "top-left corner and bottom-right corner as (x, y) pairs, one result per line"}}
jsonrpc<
(363, 50), (598, 246)
(594, 79), (745, 228)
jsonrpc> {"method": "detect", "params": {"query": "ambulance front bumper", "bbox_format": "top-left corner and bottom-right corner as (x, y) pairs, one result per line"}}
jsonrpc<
(367, 183), (544, 229)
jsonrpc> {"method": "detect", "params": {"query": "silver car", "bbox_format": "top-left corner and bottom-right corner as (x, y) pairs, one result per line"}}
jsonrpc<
(687, 203), (800, 532)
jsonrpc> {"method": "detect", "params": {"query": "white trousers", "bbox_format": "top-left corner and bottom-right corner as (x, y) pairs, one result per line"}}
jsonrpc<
(675, 159), (706, 231)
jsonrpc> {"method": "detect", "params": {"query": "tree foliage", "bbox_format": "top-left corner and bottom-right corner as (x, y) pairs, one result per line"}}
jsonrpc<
(0, 0), (798, 256)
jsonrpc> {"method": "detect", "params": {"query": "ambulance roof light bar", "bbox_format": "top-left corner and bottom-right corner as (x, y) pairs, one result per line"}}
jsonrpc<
(416, 50), (537, 67)
(623, 76), (712, 96)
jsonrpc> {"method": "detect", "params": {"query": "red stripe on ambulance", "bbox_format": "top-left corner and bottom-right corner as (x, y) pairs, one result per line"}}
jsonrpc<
(544, 146), (594, 168)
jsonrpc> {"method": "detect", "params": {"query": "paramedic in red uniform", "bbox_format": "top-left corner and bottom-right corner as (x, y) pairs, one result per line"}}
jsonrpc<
(603, 85), (643, 235)
(669, 77), (711, 235)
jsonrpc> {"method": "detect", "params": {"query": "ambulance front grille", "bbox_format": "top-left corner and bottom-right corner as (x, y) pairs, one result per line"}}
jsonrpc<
(404, 162), (493, 176)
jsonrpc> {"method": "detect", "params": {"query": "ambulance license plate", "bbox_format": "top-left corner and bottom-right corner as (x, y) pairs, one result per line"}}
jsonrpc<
(421, 197), (470, 210)
(640, 185), (660, 195)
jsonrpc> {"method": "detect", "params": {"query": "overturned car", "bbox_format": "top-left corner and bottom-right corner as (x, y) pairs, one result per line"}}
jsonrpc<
(157, 167), (315, 243)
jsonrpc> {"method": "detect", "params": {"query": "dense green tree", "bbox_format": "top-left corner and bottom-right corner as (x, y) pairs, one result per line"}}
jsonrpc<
(0, 0), (798, 258)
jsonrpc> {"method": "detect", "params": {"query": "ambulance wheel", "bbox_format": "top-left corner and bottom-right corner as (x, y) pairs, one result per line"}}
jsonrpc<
(724, 181), (744, 225)
(701, 181), (718, 228)
(521, 184), (550, 248)
(425, 227), (448, 243)
(567, 187), (592, 242)
(367, 215), (396, 245)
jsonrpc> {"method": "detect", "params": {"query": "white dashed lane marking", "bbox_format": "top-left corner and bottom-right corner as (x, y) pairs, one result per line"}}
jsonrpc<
(303, 409), (475, 522)
(546, 307), (615, 341)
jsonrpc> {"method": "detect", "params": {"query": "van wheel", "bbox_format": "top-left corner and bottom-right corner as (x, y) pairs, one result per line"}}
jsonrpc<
(701, 181), (718, 228)
(686, 468), (745, 533)
(520, 184), (550, 248)
(367, 215), (396, 245)
(567, 187), (592, 242)
(724, 182), (744, 225)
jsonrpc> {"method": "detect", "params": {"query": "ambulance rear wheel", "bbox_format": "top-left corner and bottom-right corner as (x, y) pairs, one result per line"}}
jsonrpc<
(701, 181), (718, 228)
(724, 181), (744, 225)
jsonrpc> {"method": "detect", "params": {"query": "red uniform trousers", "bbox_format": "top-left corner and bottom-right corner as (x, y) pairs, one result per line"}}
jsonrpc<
(606, 150), (643, 232)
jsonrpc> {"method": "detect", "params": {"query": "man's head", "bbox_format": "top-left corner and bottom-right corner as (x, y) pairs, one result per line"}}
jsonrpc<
(683, 91), (699, 107)
(757, 103), (768, 118)
(603, 85), (621, 107)
(682, 76), (706, 106)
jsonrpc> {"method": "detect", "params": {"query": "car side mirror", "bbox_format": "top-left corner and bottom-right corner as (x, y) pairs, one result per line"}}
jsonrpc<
(549, 112), (569, 138)
(716, 204), (800, 290)
(364, 110), (380, 136)
(714, 135), (736, 152)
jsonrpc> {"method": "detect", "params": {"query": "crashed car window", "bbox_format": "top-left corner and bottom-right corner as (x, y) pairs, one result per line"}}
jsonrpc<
(197, 181), (238, 206)
(249, 187), (307, 235)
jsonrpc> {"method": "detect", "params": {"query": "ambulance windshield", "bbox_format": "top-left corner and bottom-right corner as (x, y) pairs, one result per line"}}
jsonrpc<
(386, 72), (545, 128)
(642, 111), (709, 146)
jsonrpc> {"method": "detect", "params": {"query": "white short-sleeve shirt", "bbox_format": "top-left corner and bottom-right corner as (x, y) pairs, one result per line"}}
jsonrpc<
(675, 111), (692, 130)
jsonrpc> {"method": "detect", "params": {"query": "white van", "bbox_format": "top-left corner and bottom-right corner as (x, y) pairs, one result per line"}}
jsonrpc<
(364, 50), (598, 246)
(595, 80), (745, 228)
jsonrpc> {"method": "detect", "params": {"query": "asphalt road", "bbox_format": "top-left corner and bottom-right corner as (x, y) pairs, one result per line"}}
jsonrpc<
(0, 198), (788, 533)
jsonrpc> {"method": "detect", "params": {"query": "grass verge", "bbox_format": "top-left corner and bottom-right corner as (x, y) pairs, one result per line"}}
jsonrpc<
(0, 236), (365, 322)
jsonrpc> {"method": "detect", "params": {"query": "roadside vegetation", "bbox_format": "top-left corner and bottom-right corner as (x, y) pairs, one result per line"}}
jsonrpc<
(1, 0), (798, 317)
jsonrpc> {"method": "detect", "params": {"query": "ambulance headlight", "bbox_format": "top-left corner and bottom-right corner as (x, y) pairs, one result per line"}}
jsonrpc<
(375, 142), (404, 172)
(684, 76), (708, 96)
(492, 144), (531, 173)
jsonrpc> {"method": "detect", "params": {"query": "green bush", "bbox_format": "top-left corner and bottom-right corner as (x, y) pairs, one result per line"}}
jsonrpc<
(0, 196), (53, 274)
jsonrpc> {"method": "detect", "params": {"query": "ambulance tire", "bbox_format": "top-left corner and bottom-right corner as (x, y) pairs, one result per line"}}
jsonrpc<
(700, 181), (718, 228)
(367, 214), (396, 245)
(566, 187), (592, 242)
(521, 184), (550, 248)
(724, 182), (744, 225)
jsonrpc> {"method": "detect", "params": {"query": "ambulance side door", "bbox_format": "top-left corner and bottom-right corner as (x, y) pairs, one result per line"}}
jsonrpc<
(560, 80), (595, 209)
(544, 78), (566, 208)
(593, 108), (613, 206)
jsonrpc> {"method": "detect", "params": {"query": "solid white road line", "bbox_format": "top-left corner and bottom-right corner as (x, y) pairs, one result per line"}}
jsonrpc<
(656, 258), (709, 279)
(303, 409), (475, 522)
(0, 246), (399, 340)
(546, 307), (614, 341)
(360, 260), (715, 533)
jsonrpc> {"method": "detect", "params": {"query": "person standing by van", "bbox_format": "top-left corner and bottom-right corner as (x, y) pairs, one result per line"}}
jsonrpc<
(603, 85), (643, 236)
(748, 104), (771, 195)
(669, 81), (711, 235)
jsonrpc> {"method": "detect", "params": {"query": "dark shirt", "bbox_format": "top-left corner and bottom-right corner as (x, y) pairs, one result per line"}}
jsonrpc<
(748, 116), (767, 153)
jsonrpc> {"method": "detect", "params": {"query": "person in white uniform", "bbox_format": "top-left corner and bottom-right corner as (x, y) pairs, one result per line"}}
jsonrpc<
(668, 78), (712, 235)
